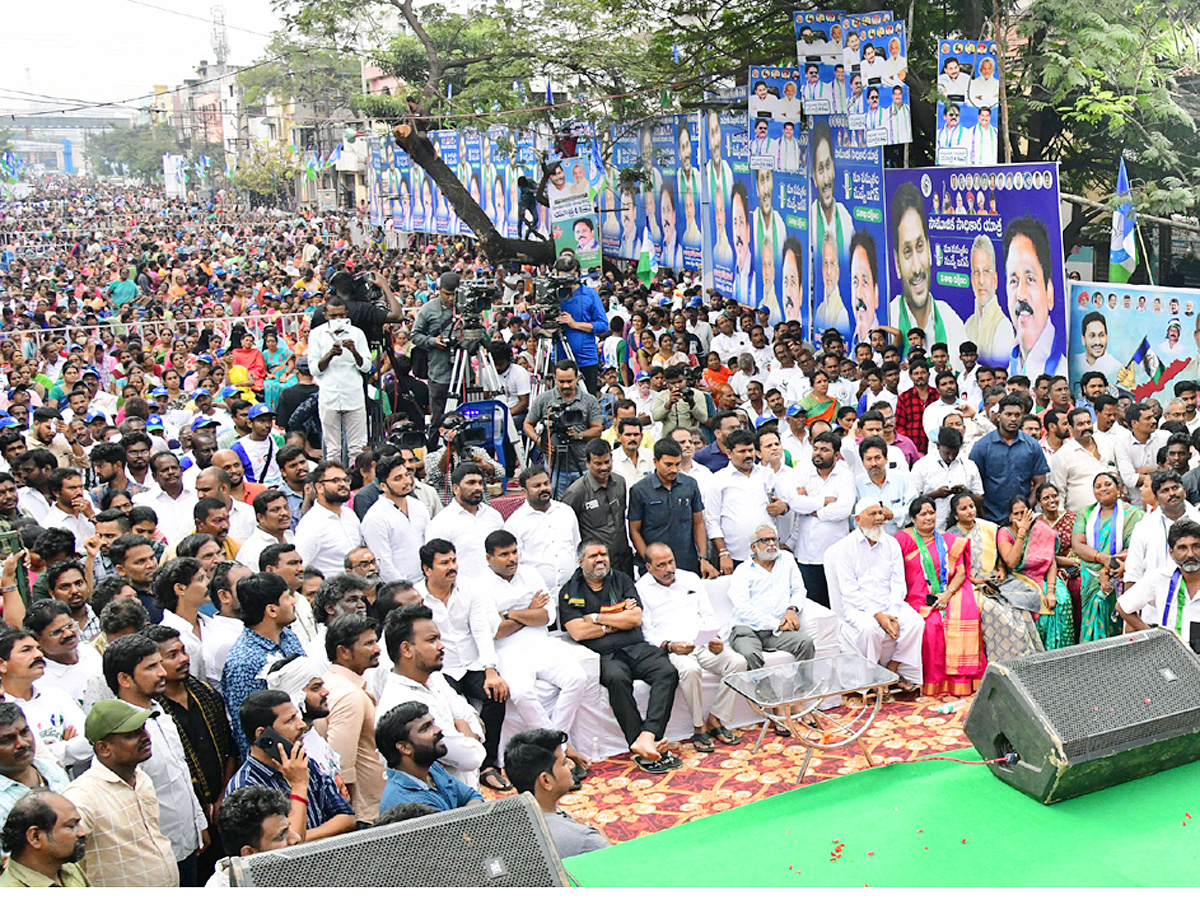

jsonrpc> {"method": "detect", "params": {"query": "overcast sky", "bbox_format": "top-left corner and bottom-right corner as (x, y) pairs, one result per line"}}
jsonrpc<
(0, 0), (282, 119)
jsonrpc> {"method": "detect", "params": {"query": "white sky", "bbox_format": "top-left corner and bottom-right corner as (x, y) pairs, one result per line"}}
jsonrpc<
(0, 0), (282, 119)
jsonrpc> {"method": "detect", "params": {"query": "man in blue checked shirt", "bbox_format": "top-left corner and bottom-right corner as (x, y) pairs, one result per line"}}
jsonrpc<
(220, 573), (306, 756)
(227, 689), (356, 840)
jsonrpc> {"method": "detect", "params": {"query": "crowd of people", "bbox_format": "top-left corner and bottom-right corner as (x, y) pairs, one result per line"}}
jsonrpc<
(0, 177), (1193, 887)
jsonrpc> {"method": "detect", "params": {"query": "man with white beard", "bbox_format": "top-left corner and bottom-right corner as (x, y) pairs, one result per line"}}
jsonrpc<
(826, 498), (924, 692)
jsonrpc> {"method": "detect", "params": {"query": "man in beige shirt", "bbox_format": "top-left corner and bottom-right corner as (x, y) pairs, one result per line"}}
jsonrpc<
(316, 614), (386, 823)
(61, 700), (179, 887)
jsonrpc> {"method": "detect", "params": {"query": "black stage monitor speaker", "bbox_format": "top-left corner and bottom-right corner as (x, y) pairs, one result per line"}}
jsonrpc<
(229, 793), (568, 887)
(964, 628), (1200, 804)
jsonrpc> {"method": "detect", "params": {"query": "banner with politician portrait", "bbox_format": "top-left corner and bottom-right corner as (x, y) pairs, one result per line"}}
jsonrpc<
(483, 126), (509, 238)
(1068, 282), (1200, 402)
(746, 67), (805, 169)
(793, 12), (849, 117)
(670, 114), (705, 270)
(431, 130), (459, 234)
(882, 163), (1066, 377)
(607, 126), (641, 260)
(936, 39), (1000, 167)
(547, 156), (600, 270)
(367, 137), (385, 228)
(808, 119), (886, 344)
(840, 14), (909, 146)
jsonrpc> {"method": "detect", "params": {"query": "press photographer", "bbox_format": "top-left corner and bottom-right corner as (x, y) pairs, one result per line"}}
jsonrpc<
(546, 252), (609, 394)
(651, 364), (711, 431)
(423, 411), (501, 506)
(410, 272), (459, 447)
(523, 359), (603, 499)
(314, 268), (405, 341)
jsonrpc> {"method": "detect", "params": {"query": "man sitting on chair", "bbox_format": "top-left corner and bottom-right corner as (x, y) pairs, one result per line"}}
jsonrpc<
(826, 498), (924, 692)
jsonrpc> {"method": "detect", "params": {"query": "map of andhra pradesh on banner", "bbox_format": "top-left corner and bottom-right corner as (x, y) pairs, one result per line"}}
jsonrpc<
(1068, 282), (1200, 402)
(882, 163), (1067, 376)
(548, 157), (601, 270)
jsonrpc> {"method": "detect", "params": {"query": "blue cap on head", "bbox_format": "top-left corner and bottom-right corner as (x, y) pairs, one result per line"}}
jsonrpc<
(192, 415), (217, 429)
(635, 371), (651, 382)
(754, 413), (775, 427)
(248, 403), (274, 420)
(192, 388), (211, 399)
(218, 386), (239, 399)
(146, 415), (164, 430)
(85, 411), (107, 424)
(787, 403), (808, 419)
(0, 416), (18, 429)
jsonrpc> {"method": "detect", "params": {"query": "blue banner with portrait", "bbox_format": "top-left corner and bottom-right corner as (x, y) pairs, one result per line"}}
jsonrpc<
(808, 120), (886, 345)
(936, 39), (1000, 166)
(882, 163), (1067, 376)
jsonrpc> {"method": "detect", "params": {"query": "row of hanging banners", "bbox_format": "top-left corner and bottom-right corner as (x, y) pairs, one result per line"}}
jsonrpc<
(363, 19), (1071, 382)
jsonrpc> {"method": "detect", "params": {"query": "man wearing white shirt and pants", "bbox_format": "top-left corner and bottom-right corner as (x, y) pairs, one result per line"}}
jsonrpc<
(1118, 519), (1200, 640)
(1124, 470), (1200, 587)
(504, 466), (581, 598)
(425, 464), (504, 573)
(788, 433), (856, 608)
(637, 543), (746, 751)
(360, 454), (430, 584)
(475, 531), (591, 772)
(308, 293), (373, 462)
(826, 500), (924, 692)
(294, 460), (362, 578)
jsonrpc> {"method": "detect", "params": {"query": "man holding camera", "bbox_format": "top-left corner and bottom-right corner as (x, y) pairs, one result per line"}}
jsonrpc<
(652, 364), (711, 432)
(424, 411), (502, 506)
(412, 272), (460, 448)
(524, 359), (603, 500)
(551, 253), (610, 395)
(309, 293), (373, 461)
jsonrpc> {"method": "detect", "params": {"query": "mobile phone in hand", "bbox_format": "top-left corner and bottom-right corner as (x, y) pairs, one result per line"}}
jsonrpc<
(254, 726), (294, 764)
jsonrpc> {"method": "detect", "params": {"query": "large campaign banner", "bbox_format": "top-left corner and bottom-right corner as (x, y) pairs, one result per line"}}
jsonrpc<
(881, 163), (1067, 375)
(1068, 282), (1200, 400)
(936, 39), (1000, 166)
(747, 67), (804, 169)
(808, 120), (886, 343)
(703, 94), (811, 329)
(459, 130), (482, 237)
(390, 137), (412, 232)
(548, 156), (600, 270)
(842, 14), (910, 147)
(794, 11), (848, 117)
(366, 139), (384, 227)
(608, 126), (640, 259)
(483, 126), (508, 238)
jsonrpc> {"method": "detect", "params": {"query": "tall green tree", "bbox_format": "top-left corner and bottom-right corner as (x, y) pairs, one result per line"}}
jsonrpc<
(85, 124), (183, 181)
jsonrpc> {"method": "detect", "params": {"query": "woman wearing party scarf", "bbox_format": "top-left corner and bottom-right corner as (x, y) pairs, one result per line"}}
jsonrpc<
(896, 495), (985, 696)
(1071, 471), (1142, 641)
(997, 494), (1074, 652)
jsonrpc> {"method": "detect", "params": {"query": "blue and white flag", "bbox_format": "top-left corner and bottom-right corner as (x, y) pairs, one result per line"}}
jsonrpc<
(1110, 158), (1137, 284)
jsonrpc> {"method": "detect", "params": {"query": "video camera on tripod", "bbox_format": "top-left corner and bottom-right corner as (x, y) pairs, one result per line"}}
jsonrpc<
(544, 400), (586, 437)
(530, 250), (580, 340)
(449, 276), (498, 355)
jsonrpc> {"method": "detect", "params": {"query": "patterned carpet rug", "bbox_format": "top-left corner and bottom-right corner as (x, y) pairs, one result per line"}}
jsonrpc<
(544, 692), (976, 844)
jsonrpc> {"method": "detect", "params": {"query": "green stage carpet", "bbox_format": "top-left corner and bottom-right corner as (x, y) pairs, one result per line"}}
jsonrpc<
(565, 749), (1200, 886)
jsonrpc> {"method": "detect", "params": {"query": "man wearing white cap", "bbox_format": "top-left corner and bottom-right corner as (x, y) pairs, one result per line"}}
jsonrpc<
(826, 498), (924, 692)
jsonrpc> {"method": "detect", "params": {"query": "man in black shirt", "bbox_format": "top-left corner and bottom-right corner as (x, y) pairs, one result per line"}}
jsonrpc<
(276, 358), (319, 432)
(559, 540), (680, 774)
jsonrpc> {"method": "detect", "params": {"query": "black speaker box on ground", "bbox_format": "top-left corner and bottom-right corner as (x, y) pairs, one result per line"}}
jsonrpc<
(964, 628), (1200, 803)
(229, 793), (567, 887)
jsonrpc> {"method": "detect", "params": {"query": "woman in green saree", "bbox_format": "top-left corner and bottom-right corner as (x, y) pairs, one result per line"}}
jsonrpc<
(800, 370), (836, 424)
(1071, 471), (1142, 642)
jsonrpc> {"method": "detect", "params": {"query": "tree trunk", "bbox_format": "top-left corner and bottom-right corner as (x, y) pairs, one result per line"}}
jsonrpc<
(392, 123), (557, 266)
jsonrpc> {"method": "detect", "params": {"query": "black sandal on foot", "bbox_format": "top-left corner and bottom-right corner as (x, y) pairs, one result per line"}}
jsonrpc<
(660, 750), (683, 769)
(707, 725), (742, 745)
(480, 767), (512, 791)
(633, 755), (671, 774)
(690, 732), (716, 752)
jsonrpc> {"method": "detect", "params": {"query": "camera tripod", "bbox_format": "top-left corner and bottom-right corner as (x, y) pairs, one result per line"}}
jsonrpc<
(448, 339), (504, 404)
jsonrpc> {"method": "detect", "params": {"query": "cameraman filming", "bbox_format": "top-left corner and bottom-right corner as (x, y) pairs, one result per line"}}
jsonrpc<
(524, 359), (603, 500)
(551, 253), (609, 395)
(313, 268), (405, 336)
(411, 271), (458, 447)
(652, 364), (711, 432)
(423, 411), (501, 507)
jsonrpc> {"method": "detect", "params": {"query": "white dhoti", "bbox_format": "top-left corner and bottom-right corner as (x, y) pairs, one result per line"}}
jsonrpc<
(668, 645), (748, 730)
(839, 605), (925, 685)
(499, 639), (590, 738)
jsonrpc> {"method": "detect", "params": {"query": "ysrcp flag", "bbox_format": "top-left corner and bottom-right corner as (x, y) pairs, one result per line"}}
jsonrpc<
(1110, 158), (1137, 284)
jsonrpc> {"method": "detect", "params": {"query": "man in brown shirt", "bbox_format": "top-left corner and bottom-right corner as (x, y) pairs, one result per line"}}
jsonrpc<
(316, 614), (386, 823)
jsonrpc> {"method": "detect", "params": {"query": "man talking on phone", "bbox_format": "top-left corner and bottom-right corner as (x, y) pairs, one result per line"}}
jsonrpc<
(227, 688), (356, 842)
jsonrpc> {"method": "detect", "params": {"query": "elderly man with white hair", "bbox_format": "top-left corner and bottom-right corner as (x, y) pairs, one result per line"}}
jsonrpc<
(636, 543), (747, 753)
(825, 498), (924, 692)
(726, 523), (817, 671)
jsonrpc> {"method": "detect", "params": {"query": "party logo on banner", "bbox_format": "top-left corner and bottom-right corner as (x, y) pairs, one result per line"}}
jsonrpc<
(882, 163), (1067, 375)
(548, 157), (600, 270)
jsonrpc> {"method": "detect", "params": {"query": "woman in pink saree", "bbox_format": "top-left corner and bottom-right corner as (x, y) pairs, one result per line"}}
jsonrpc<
(895, 495), (986, 697)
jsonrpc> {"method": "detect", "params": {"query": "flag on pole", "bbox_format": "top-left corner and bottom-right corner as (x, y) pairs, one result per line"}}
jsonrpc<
(587, 137), (604, 190)
(636, 223), (658, 288)
(1110, 158), (1137, 284)
(546, 81), (554, 106)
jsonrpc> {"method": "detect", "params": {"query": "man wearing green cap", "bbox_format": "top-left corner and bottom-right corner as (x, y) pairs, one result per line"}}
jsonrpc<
(61, 699), (179, 887)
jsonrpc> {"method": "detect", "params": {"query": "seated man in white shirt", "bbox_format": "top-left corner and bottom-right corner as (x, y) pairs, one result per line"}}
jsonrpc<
(475, 529), (591, 778)
(636, 543), (747, 752)
(424, 463), (504, 574)
(1118, 518), (1200, 638)
(1124, 469), (1200, 588)
(826, 499), (924, 692)
(504, 466), (581, 599)
(727, 524), (816, 671)
(375, 604), (486, 789)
